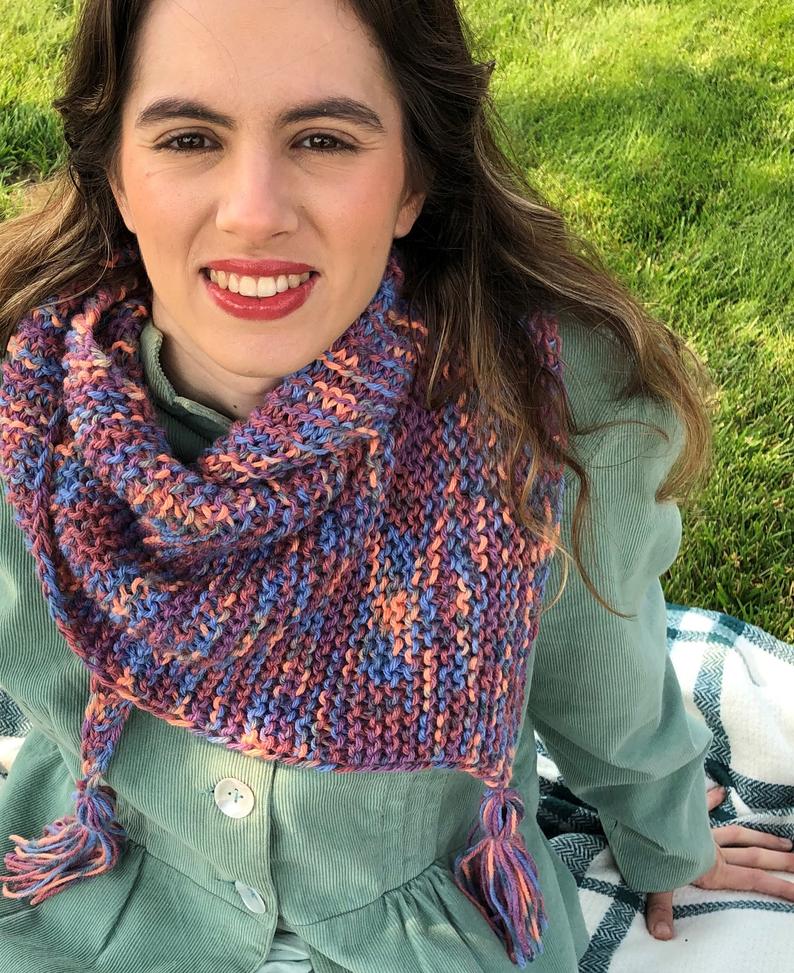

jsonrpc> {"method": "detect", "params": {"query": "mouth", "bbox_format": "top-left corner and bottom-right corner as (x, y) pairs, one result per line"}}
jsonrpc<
(199, 267), (320, 321)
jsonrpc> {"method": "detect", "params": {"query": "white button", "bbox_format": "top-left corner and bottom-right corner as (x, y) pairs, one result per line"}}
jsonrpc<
(214, 777), (255, 818)
(235, 880), (268, 914)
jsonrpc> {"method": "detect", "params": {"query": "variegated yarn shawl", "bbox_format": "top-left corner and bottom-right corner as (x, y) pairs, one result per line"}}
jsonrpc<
(0, 242), (566, 967)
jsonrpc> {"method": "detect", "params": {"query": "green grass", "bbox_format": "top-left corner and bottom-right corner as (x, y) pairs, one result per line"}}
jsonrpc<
(1, 0), (792, 639)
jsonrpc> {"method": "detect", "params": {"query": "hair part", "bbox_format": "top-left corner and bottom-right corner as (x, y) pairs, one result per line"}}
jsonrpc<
(0, 0), (716, 617)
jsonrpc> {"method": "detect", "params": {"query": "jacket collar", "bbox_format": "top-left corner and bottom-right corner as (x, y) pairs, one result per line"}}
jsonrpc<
(140, 319), (233, 439)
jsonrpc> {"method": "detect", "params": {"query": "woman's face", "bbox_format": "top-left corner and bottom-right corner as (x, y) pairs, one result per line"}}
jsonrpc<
(108, 0), (425, 420)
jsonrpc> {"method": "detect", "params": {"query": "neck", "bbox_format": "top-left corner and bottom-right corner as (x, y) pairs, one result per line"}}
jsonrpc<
(157, 334), (266, 422)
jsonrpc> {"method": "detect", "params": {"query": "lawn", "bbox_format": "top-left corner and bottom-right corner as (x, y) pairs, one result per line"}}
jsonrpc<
(1, 0), (792, 639)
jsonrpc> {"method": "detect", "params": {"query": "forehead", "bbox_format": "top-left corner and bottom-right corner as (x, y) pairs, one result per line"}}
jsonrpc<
(127, 0), (395, 116)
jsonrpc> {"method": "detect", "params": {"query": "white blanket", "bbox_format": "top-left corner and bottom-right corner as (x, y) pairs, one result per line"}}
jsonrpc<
(537, 603), (794, 971)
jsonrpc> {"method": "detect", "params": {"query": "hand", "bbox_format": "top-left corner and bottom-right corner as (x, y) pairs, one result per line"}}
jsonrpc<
(644, 785), (794, 941)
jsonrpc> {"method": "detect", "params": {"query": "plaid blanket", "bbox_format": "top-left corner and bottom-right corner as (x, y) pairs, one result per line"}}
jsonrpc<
(538, 603), (794, 971)
(2, 603), (793, 969)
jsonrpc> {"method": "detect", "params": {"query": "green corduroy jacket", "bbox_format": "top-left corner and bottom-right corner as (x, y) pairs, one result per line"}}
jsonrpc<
(0, 311), (716, 972)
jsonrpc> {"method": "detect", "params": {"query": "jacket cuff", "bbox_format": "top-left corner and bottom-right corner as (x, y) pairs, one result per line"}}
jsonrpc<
(599, 749), (718, 891)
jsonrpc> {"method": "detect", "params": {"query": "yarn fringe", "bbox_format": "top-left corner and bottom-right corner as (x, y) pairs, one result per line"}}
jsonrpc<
(453, 783), (547, 967)
(1, 777), (127, 905)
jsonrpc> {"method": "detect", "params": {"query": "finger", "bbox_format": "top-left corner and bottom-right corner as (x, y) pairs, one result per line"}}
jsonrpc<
(645, 890), (674, 940)
(695, 864), (794, 901)
(706, 786), (727, 812)
(713, 825), (794, 851)
(721, 847), (794, 872)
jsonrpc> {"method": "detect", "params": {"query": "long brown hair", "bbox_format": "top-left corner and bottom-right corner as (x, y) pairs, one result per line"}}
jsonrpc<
(0, 0), (715, 616)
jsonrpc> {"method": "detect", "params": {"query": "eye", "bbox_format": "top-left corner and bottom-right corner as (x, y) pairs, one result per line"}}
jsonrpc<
(154, 132), (215, 154)
(296, 133), (356, 154)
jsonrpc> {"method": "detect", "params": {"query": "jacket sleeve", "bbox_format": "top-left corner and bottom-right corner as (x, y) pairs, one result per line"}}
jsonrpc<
(526, 313), (717, 892)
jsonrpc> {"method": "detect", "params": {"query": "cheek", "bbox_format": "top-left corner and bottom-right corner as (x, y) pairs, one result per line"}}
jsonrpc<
(136, 175), (201, 223)
(315, 162), (405, 236)
(123, 170), (207, 265)
(121, 154), (202, 217)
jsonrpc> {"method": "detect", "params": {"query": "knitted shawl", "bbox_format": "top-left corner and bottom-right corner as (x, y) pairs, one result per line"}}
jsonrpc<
(0, 243), (566, 967)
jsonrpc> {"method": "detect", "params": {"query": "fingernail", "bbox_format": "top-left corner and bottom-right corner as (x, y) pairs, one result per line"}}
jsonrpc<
(783, 838), (794, 849)
(654, 922), (672, 939)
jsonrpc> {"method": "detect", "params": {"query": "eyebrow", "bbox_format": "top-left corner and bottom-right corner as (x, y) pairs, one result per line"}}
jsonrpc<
(134, 96), (386, 134)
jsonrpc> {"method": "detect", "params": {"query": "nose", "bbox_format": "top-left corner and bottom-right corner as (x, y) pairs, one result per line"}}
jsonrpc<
(214, 147), (300, 241)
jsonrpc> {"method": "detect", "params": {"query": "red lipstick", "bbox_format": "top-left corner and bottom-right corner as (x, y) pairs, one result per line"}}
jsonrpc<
(205, 259), (315, 276)
(201, 266), (319, 321)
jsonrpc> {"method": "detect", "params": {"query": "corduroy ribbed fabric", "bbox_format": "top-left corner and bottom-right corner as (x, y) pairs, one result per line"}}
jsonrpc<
(0, 310), (717, 973)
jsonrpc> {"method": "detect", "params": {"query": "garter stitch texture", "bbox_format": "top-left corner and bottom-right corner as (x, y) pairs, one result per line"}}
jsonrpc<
(0, 243), (566, 966)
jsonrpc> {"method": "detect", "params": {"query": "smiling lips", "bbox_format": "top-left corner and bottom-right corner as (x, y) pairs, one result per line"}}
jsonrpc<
(201, 263), (319, 320)
(200, 257), (319, 319)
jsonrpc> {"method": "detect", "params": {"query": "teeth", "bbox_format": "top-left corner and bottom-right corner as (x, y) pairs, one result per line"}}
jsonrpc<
(238, 275), (257, 297)
(208, 269), (311, 296)
(257, 276), (277, 298)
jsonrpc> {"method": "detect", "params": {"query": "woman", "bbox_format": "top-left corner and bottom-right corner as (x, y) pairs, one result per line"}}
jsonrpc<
(0, 1), (791, 971)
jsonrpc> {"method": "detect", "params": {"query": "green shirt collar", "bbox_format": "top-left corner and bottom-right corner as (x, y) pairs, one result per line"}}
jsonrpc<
(140, 319), (233, 440)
